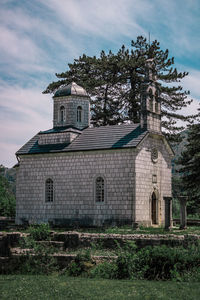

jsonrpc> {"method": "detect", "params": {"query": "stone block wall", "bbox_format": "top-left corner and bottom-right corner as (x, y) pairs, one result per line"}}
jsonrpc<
(38, 132), (79, 145)
(16, 148), (136, 226)
(135, 135), (172, 226)
(53, 95), (90, 129)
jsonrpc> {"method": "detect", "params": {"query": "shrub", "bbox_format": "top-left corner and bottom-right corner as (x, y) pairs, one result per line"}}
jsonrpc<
(114, 241), (149, 279)
(17, 233), (58, 275)
(180, 267), (200, 282)
(28, 223), (51, 241)
(0, 174), (16, 217)
(114, 243), (200, 280)
(67, 250), (94, 277)
(89, 262), (117, 279)
(102, 241), (200, 281)
(19, 245), (57, 275)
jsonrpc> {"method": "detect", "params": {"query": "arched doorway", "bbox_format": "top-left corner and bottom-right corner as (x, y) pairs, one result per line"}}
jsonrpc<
(151, 192), (157, 224)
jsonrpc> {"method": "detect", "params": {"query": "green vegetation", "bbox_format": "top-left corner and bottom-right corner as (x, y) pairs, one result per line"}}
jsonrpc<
(0, 165), (16, 217)
(1, 224), (200, 284)
(13, 234), (200, 282)
(0, 275), (200, 300)
(73, 225), (200, 236)
(64, 242), (200, 282)
(16, 224), (57, 275)
(17, 242), (58, 275)
(66, 249), (94, 277)
(179, 123), (200, 214)
(0, 164), (16, 194)
(3, 224), (200, 235)
(28, 223), (51, 241)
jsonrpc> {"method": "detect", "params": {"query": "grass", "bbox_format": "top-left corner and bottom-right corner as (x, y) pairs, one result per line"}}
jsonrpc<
(0, 275), (200, 300)
(2, 225), (200, 236)
(74, 225), (200, 235)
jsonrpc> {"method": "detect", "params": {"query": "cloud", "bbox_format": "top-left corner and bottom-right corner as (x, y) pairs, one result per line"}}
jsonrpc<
(0, 0), (199, 168)
(181, 69), (200, 100)
(179, 97), (199, 117)
(0, 25), (44, 65)
(0, 5), (80, 78)
(0, 82), (52, 167)
(158, 1), (199, 56)
(0, 142), (19, 168)
(38, 0), (149, 40)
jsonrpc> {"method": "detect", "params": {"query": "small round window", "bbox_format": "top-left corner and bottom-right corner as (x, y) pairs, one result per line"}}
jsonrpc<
(151, 148), (158, 163)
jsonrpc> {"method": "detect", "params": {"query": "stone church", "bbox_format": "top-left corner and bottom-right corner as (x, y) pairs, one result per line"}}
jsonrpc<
(15, 59), (173, 227)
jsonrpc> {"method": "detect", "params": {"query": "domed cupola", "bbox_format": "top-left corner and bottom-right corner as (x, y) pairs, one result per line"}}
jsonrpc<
(54, 82), (88, 97)
(52, 82), (90, 130)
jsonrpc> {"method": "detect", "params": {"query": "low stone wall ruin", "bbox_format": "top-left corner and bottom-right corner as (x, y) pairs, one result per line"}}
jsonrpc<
(0, 231), (200, 273)
(1, 231), (199, 255)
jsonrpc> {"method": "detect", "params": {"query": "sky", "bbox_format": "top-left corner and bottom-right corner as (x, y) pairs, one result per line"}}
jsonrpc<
(0, 0), (200, 167)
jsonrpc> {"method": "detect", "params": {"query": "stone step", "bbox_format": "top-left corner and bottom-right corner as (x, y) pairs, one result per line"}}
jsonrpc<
(37, 240), (65, 250)
(2, 252), (117, 270)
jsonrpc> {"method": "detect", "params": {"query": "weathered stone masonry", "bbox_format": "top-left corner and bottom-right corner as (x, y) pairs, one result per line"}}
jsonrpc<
(135, 135), (172, 226)
(16, 68), (173, 227)
(16, 134), (172, 226)
(16, 149), (136, 225)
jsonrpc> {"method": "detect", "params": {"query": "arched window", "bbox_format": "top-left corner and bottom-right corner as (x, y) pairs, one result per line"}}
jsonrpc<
(149, 99), (153, 111)
(45, 178), (53, 202)
(95, 177), (104, 202)
(77, 106), (82, 123)
(60, 106), (65, 123)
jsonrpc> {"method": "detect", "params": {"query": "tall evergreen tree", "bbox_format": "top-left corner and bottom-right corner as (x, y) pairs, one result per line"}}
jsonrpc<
(44, 36), (196, 139)
(178, 121), (200, 213)
(46, 51), (124, 126)
(117, 37), (195, 140)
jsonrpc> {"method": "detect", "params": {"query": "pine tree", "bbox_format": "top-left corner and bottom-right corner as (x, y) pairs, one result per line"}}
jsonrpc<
(116, 36), (195, 141)
(178, 122), (200, 213)
(43, 36), (196, 140)
(45, 51), (124, 126)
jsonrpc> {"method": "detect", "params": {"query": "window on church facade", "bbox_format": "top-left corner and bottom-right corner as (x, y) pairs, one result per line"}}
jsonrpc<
(95, 177), (104, 202)
(77, 106), (82, 123)
(149, 99), (153, 111)
(60, 106), (65, 123)
(155, 102), (158, 113)
(45, 178), (53, 202)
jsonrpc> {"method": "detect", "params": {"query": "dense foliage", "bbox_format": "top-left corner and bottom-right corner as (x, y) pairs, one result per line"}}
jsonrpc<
(88, 241), (200, 281)
(0, 166), (16, 217)
(178, 123), (200, 213)
(44, 36), (196, 141)
(28, 223), (51, 241)
(62, 241), (200, 281)
(2, 225), (200, 282)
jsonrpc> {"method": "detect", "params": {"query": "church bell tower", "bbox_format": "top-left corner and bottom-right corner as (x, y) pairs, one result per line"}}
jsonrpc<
(140, 59), (161, 133)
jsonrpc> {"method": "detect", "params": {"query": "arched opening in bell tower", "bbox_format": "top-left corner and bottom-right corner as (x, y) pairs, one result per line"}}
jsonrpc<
(60, 106), (65, 124)
(77, 106), (82, 123)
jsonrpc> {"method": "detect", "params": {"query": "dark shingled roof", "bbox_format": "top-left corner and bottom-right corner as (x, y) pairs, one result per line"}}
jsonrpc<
(16, 123), (148, 155)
